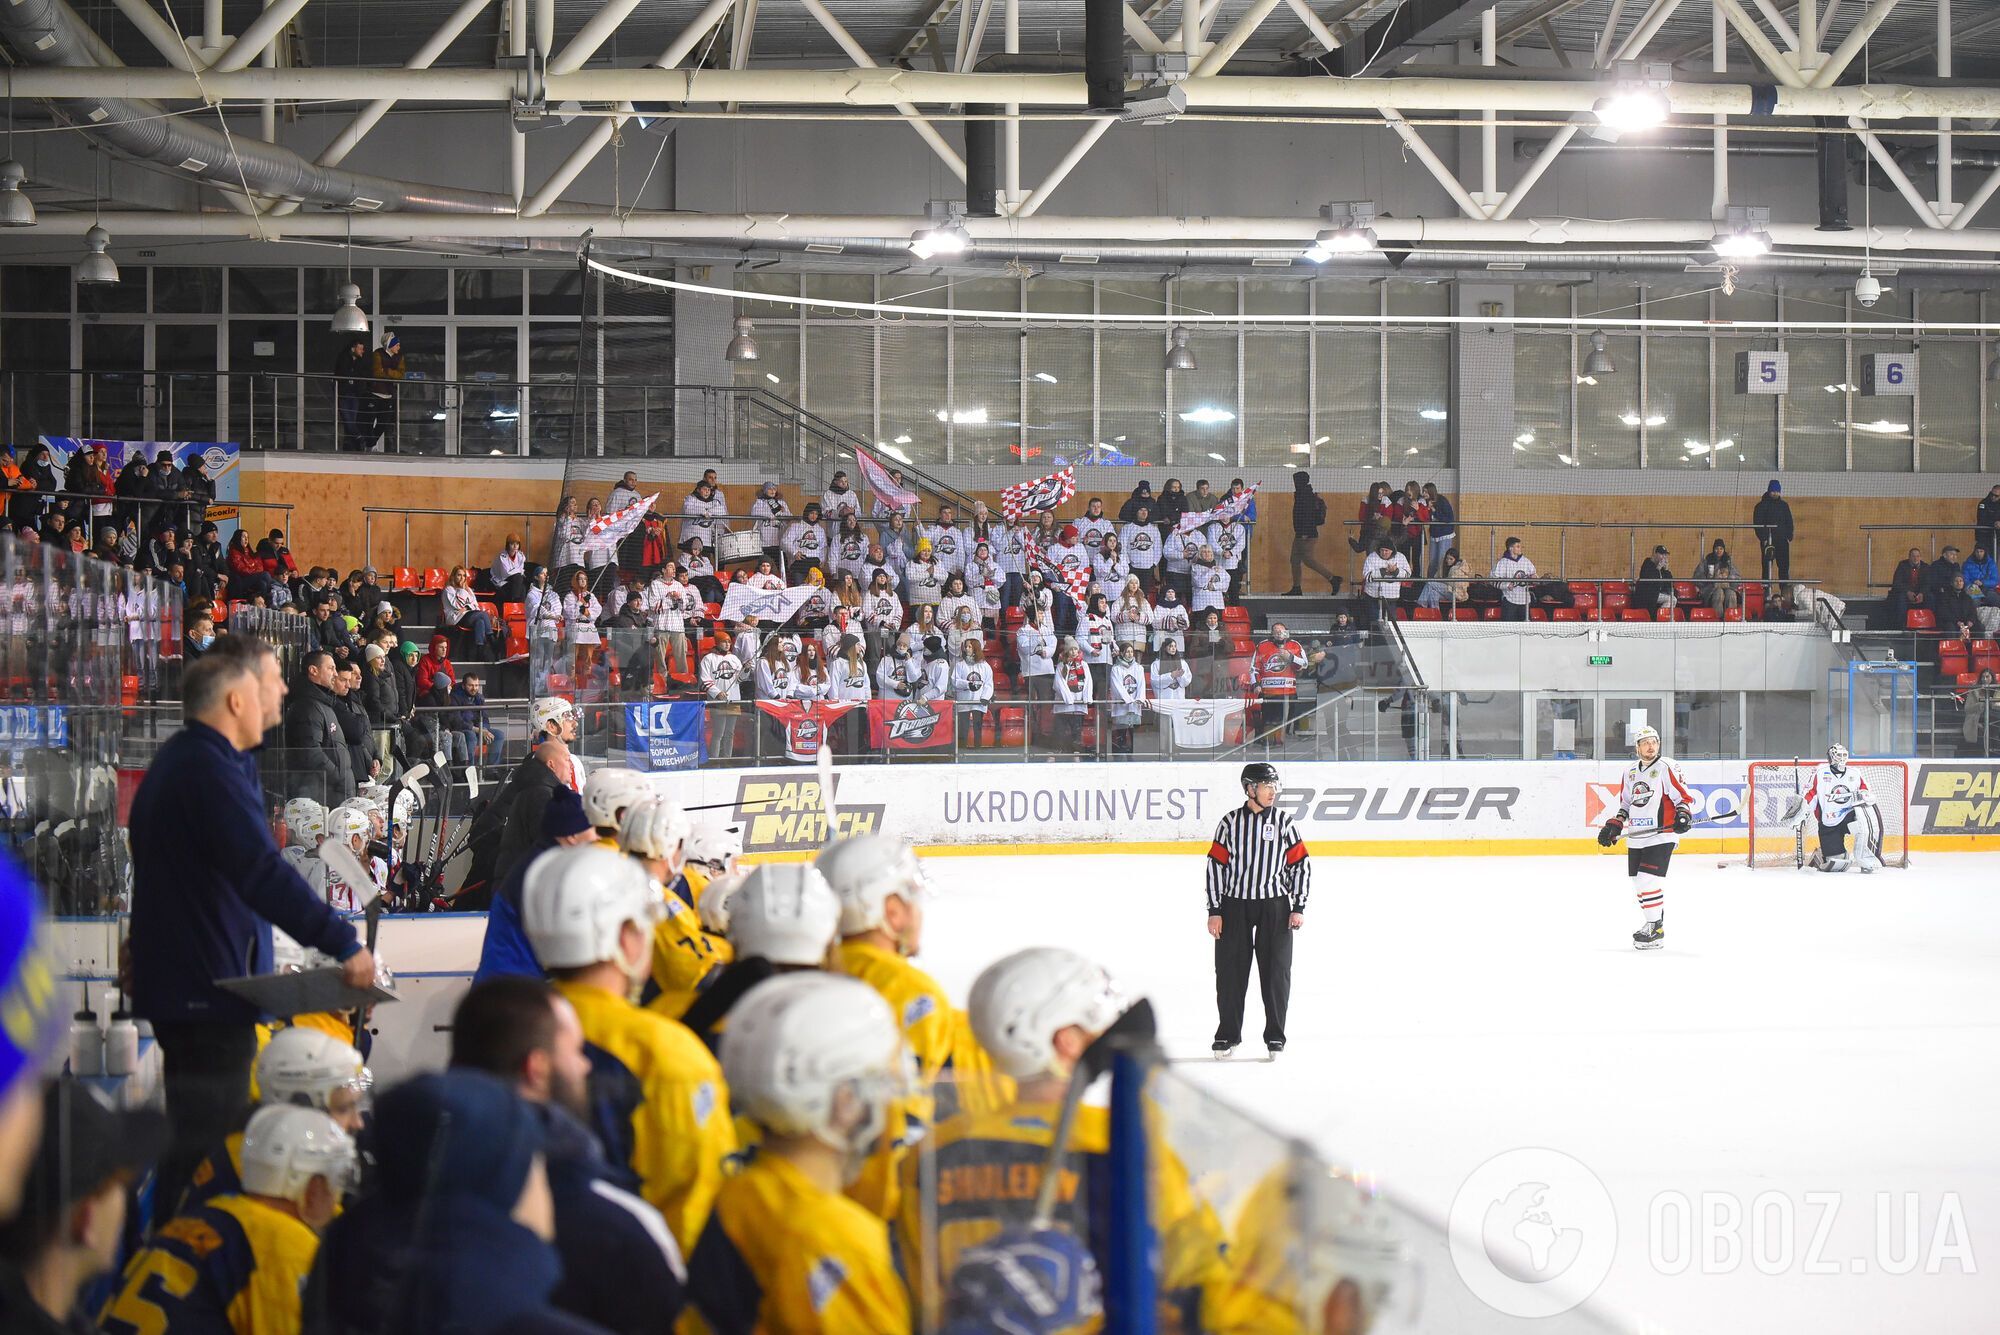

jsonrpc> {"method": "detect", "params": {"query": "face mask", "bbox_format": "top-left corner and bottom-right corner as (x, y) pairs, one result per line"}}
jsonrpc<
(191, 634), (214, 650)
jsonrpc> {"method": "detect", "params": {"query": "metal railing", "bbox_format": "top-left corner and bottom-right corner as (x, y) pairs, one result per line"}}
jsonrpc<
(4, 488), (293, 546)
(1342, 518), (1789, 582)
(1861, 522), (2000, 588)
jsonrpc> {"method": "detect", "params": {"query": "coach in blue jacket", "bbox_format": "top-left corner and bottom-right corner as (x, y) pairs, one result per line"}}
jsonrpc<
(128, 633), (377, 1223)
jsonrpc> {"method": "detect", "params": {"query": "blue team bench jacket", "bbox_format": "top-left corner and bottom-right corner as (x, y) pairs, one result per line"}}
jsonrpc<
(128, 720), (361, 1027)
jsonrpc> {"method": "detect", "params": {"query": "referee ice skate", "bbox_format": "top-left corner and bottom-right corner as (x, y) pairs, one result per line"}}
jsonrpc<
(1206, 762), (1311, 1060)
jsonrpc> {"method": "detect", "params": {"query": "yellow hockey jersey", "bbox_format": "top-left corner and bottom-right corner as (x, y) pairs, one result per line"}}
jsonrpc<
(554, 976), (737, 1256)
(184, 1132), (247, 1211)
(101, 1194), (320, 1335)
(648, 889), (733, 1022)
(680, 1153), (911, 1335)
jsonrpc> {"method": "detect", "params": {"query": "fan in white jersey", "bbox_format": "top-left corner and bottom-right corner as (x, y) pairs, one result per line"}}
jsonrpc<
(1594, 725), (1693, 950)
(1788, 744), (1882, 873)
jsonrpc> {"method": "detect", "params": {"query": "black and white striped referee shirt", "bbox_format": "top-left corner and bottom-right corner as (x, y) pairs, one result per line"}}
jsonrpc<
(1205, 804), (1312, 914)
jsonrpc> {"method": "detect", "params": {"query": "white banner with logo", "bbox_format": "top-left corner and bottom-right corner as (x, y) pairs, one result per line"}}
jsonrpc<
(718, 582), (820, 625)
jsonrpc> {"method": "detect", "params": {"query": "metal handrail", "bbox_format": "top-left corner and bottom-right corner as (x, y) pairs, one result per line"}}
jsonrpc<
(1344, 516), (1793, 580)
(1860, 522), (1997, 589)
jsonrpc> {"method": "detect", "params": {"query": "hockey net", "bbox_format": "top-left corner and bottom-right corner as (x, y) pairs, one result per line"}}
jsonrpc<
(1744, 760), (1911, 868)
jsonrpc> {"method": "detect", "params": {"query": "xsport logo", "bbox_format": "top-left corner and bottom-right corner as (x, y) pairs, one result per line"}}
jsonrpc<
(884, 701), (945, 744)
(733, 775), (884, 854)
(1583, 780), (1748, 828)
(1910, 763), (2000, 833)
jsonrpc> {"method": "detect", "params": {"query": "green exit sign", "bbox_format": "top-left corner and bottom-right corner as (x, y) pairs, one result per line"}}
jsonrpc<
(1589, 654), (1613, 666)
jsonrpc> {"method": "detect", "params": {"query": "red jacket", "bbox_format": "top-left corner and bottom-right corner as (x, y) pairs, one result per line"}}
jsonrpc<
(1397, 498), (1430, 539)
(1252, 639), (1305, 697)
(414, 635), (455, 697)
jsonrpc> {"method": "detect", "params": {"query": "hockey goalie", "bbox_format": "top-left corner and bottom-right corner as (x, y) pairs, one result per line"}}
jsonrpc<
(1788, 744), (1883, 873)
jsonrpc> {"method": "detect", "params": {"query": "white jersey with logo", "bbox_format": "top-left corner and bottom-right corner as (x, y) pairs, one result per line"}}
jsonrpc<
(1617, 754), (1696, 849)
(1801, 762), (1873, 826)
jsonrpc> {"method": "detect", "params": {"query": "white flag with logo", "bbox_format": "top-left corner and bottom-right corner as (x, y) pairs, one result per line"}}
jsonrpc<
(719, 582), (820, 625)
(1153, 699), (1245, 749)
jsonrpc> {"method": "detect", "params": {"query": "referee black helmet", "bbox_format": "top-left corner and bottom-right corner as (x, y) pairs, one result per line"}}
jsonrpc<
(1239, 762), (1280, 791)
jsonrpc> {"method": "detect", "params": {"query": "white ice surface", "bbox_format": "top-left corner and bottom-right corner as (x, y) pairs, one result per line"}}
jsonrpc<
(918, 852), (2000, 1335)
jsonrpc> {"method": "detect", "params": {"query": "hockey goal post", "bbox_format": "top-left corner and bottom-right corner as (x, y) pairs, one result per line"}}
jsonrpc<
(1744, 760), (1911, 868)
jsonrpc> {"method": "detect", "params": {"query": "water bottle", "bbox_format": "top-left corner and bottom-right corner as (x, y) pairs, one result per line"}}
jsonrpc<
(104, 1010), (139, 1077)
(69, 1008), (103, 1077)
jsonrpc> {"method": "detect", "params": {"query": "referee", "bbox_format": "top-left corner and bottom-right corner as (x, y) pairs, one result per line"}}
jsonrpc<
(1206, 762), (1311, 1059)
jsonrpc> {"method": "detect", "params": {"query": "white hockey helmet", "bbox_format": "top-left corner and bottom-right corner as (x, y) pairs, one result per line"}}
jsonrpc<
(684, 820), (745, 874)
(618, 798), (692, 873)
(697, 868), (748, 935)
(582, 766), (649, 833)
(813, 834), (928, 938)
(257, 1026), (371, 1125)
(722, 973), (909, 1156)
(727, 864), (841, 967)
(391, 787), (419, 833)
(1632, 725), (1661, 751)
(283, 797), (327, 846)
(357, 782), (391, 811)
(324, 804), (371, 850)
(270, 926), (306, 974)
(531, 695), (575, 737)
(520, 845), (663, 971)
(1295, 1170), (1417, 1332)
(238, 1104), (359, 1205)
(1828, 742), (1850, 772)
(969, 947), (1127, 1080)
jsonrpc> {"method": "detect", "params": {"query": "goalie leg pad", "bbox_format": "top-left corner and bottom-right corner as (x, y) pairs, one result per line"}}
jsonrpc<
(1858, 802), (1885, 870)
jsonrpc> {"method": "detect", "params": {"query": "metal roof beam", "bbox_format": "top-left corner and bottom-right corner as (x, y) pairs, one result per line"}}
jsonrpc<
(1335, 0), (1498, 76)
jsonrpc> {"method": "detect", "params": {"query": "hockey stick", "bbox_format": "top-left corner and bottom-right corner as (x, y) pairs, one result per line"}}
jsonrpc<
(1792, 756), (1804, 870)
(816, 729), (840, 846)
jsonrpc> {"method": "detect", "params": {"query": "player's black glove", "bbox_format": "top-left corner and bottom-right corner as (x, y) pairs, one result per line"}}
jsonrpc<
(1596, 814), (1625, 848)
(1672, 807), (1692, 834)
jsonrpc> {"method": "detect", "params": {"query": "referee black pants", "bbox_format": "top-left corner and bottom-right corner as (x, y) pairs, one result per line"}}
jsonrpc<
(1213, 896), (1293, 1047)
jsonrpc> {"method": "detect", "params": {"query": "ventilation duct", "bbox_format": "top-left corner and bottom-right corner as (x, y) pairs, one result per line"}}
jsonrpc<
(1816, 117), (1851, 231)
(966, 105), (1001, 216)
(1084, 0), (1125, 113)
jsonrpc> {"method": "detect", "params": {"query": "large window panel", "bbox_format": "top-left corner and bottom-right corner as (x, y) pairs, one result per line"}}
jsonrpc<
(945, 326), (1021, 465)
(878, 324), (951, 464)
(1024, 328), (1095, 465)
(1314, 330), (1382, 468)
(1169, 330), (1239, 468)
(1713, 337), (1779, 473)
(1649, 335), (1712, 470)
(801, 322), (875, 448)
(735, 326), (798, 395)
(1099, 279), (1172, 317)
(1242, 330), (1309, 466)
(1386, 331), (1449, 470)
(3, 266), (71, 314)
(734, 271), (801, 320)
(1575, 334), (1640, 467)
(1783, 339), (1849, 470)
(1920, 340), (1980, 473)
(1511, 333), (1571, 469)
(1850, 338), (1914, 472)
(952, 278), (1021, 312)
(379, 268), (447, 316)
(1025, 278), (1093, 314)
(457, 269), (524, 316)
(1097, 328), (1168, 463)
(228, 268), (298, 315)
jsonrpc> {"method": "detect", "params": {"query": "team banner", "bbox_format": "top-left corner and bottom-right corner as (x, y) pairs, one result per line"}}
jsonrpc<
(853, 445), (921, 511)
(755, 700), (858, 763)
(1023, 531), (1091, 610)
(867, 699), (955, 751)
(1151, 699), (1245, 749)
(718, 582), (820, 626)
(1002, 465), (1076, 523)
(586, 491), (659, 543)
(1177, 483), (1259, 534)
(41, 438), (242, 539)
(623, 701), (707, 771)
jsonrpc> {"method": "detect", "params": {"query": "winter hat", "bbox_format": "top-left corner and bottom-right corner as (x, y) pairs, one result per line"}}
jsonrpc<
(1767, 479), (1782, 493)
(400, 640), (422, 660)
(924, 635), (946, 659)
(364, 644), (386, 662)
(540, 787), (591, 842)
(367, 1071), (543, 1213)
(1059, 524), (1079, 544)
(915, 538), (934, 556)
(1294, 470), (1312, 485)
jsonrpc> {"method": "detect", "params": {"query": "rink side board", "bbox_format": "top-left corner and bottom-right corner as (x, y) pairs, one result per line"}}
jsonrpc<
(648, 760), (2000, 859)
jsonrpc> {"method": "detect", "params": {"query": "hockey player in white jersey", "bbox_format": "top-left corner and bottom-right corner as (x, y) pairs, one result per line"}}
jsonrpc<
(1789, 743), (1882, 873)
(1595, 725), (1694, 950)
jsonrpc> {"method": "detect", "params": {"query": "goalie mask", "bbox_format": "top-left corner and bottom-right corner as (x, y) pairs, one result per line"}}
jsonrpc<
(1828, 743), (1849, 774)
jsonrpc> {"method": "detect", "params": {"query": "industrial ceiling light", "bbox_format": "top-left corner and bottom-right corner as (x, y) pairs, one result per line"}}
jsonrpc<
(1582, 330), (1615, 376)
(1304, 201), (1379, 262)
(0, 78), (31, 229)
(1164, 325), (1196, 372)
(77, 224), (118, 286)
(909, 200), (971, 260)
(1712, 204), (1775, 258)
(725, 317), (760, 362)
(1592, 61), (1672, 134)
(331, 212), (369, 333)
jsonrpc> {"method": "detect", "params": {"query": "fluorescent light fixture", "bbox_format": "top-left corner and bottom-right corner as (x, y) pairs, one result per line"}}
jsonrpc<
(1685, 440), (1710, 455)
(1823, 382), (1856, 393)
(1206, 452), (1228, 462)
(1304, 201), (1380, 262)
(1855, 419), (1909, 434)
(1712, 204), (1774, 258)
(488, 407), (519, 419)
(1557, 453), (1577, 466)
(1620, 412), (1642, 427)
(932, 406), (988, 425)
(764, 372), (780, 383)
(1593, 86), (1668, 132)
(1418, 408), (1448, 421)
(1179, 406), (1236, 425)
(1314, 435), (1330, 446)
(430, 411), (448, 421)
(1513, 440), (1528, 451)
(1405, 446), (1420, 455)
(1033, 371), (1058, 383)
(1289, 443), (1313, 453)
(909, 217), (971, 260)
(1715, 438), (1736, 451)
(1515, 432), (1535, 445)
(893, 433), (912, 444)
(881, 444), (912, 464)
(1575, 374), (1599, 387)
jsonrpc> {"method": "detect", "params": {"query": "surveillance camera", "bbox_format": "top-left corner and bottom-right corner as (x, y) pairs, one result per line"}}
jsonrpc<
(1854, 273), (1882, 307)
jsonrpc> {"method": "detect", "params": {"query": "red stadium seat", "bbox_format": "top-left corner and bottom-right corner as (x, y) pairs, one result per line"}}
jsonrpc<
(998, 707), (1026, 747)
(121, 674), (139, 707)
(1938, 643), (1968, 669)
(1741, 584), (1765, 617)
(1977, 655), (2000, 677)
(1621, 608), (1651, 622)
(1003, 607), (1026, 628)
(1723, 608), (1745, 621)
(1228, 636), (1254, 657)
(1601, 592), (1628, 612)
(1220, 606), (1250, 629)
(1906, 609), (1938, 630)
(1551, 607), (1582, 622)
(1571, 592), (1598, 612)
(1411, 607), (1443, 621)
(422, 567), (447, 592)
(1688, 607), (1719, 622)
(1394, 607), (1410, 620)
(1972, 639), (1998, 656)
(504, 631), (528, 658)
(1529, 608), (1548, 621)
(1453, 607), (1479, 621)
(1673, 581), (1700, 604)
(1660, 608), (1685, 622)
(1957, 671), (1983, 688)
(1598, 582), (1629, 599)
(393, 567), (418, 592)
(705, 602), (723, 622)
(1483, 607), (1503, 620)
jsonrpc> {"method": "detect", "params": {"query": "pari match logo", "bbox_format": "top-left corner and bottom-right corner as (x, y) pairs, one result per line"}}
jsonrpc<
(1910, 763), (2000, 834)
(733, 774), (884, 854)
(1583, 779), (1748, 828)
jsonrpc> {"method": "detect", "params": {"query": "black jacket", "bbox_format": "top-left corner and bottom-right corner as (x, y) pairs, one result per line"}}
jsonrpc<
(1938, 588), (1979, 634)
(538, 1104), (686, 1334)
(1117, 486), (1156, 524)
(1290, 480), (1327, 539)
(1155, 488), (1188, 534)
(284, 681), (354, 805)
(361, 665), (398, 729)
(1752, 493), (1794, 544)
(330, 688), (374, 783)
(1979, 493), (2000, 536)
(128, 721), (360, 1025)
(1926, 558), (1965, 599)
(494, 752), (569, 888)
(1635, 557), (1675, 609)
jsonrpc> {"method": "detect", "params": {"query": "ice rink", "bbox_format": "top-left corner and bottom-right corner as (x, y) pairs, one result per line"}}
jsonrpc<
(917, 849), (2000, 1335)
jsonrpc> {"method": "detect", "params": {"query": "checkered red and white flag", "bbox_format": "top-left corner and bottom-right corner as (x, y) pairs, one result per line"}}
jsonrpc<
(1024, 530), (1091, 609)
(586, 492), (659, 543)
(1001, 465), (1076, 524)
